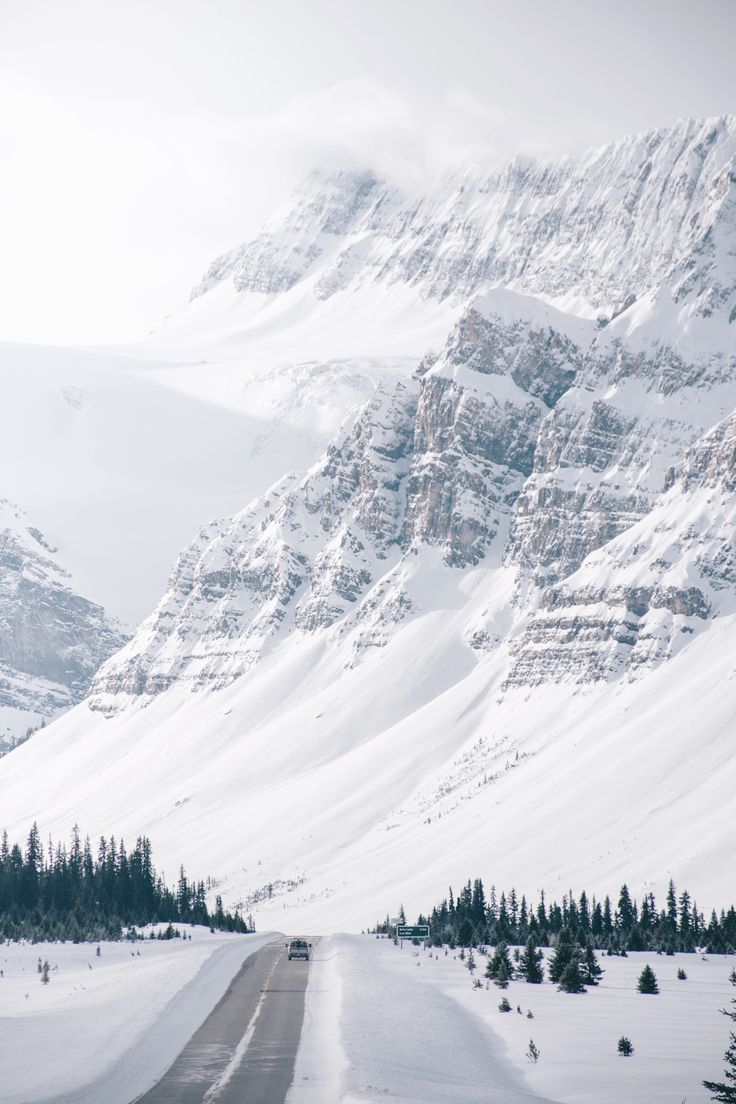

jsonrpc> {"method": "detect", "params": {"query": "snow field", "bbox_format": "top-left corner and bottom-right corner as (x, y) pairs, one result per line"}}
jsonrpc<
(296, 936), (736, 1104)
(288, 933), (553, 1104)
(0, 926), (274, 1104)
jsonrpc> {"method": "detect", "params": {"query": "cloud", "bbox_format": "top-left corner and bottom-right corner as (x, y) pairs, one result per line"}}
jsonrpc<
(0, 71), (531, 343)
(228, 80), (524, 193)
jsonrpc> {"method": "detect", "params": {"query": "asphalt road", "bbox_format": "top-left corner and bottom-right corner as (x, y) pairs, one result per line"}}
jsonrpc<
(133, 940), (310, 1104)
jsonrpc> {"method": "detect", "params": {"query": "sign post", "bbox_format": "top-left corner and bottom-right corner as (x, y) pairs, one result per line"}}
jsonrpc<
(396, 923), (429, 946)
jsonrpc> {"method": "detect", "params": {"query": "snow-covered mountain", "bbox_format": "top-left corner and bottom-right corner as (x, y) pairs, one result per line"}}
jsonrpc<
(0, 500), (126, 749)
(1, 115), (735, 929)
(187, 114), (736, 325)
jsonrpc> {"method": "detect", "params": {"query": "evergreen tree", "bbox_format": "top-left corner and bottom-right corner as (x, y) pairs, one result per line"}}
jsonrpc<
(703, 997), (736, 1102)
(618, 1036), (634, 1057)
(526, 1039), (540, 1063)
(602, 896), (613, 936)
(582, 940), (604, 985)
(666, 880), (678, 933)
(548, 927), (579, 984)
(637, 965), (659, 994)
(457, 918), (474, 947)
(519, 936), (544, 984)
(0, 825), (248, 941)
(486, 942), (513, 988)
(418, 875), (735, 960)
(558, 957), (586, 994)
(617, 884), (636, 933)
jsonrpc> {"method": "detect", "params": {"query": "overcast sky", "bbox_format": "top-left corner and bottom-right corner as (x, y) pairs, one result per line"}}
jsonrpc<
(1, 0), (735, 345)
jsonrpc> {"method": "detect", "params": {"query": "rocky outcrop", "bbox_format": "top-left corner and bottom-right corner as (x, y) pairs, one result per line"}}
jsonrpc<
(0, 500), (127, 748)
(91, 291), (587, 705)
(191, 117), (736, 325)
(94, 116), (736, 708)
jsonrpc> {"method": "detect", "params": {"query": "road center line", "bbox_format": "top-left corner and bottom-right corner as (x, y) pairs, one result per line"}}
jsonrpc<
(201, 948), (284, 1102)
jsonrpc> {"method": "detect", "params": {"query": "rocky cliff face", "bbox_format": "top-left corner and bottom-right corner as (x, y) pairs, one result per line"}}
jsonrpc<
(192, 117), (736, 321)
(92, 116), (736, 710)
(0, 501), (127, 749)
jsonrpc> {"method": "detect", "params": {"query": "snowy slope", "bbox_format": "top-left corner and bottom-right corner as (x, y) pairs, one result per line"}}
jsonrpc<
(0, 319), (423, 728)
(2, 285), (735, 929)
(1, 116), (735, 931)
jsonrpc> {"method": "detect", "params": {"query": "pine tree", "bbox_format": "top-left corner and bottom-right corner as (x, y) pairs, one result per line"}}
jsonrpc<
(486, 941), (513, 988)
(618, 1036), (634, 1057)
(519, 936), (544, 983)
(548, 927), (579, 984)
(703, 997), (736, 1102)
(617, 884), (635, 933)
(558, 957), (586, 994)
(40, 960), (50, 984)
(582, 940), (604, 985)
(526, 1039), (540, 1063)
(637, 965), (659, 994)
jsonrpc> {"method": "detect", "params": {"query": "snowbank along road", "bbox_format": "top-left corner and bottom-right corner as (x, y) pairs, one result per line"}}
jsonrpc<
(133, 938), (311, 1104)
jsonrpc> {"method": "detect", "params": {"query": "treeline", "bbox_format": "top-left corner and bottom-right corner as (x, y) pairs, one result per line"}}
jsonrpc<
(0, 823), (251, 942)
(382, 878), (736, 954)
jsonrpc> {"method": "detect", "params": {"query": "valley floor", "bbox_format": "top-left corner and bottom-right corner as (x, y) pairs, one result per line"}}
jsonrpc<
(1, 930), (733, 1103)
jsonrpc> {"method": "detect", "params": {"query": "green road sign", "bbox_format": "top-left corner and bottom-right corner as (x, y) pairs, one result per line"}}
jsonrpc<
(397, 924), (429, 939)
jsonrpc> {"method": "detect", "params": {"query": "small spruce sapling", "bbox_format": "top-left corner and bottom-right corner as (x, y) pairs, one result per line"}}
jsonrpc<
(637, 965), (659, 994)
(498, 996), (512, 1012)
(527, 1039), (540, 1064)
(618, 1036), (634, 1057)
(40, 960), (50, 985)
(495, 958), (512, 989)
(677, 967), (687, 980)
